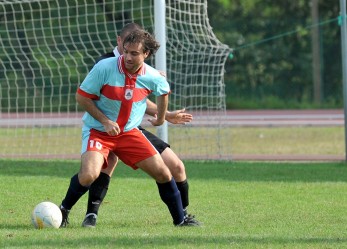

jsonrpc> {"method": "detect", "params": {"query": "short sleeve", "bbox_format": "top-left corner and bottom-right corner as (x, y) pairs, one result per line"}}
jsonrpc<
(151, 75), (171, 96)
(79, 62), (107, 97)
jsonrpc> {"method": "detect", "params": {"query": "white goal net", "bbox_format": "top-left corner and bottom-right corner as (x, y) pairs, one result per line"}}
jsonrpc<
(0, 0), (231, 160)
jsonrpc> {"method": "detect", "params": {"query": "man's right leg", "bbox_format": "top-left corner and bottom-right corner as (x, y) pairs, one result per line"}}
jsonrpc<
(82, 153), (118, 228)
(118, 129), (198, 226)
(161, 147), (200, 225)
(135, 154), (185, 225)
(141, 128), (196, 220)
(60, 151), (104, 227)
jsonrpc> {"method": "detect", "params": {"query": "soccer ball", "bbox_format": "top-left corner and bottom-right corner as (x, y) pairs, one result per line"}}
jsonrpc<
(31, 201), (62, 229)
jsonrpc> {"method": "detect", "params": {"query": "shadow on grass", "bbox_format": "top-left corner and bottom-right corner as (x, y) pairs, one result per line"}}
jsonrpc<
(2, 234), (347, 248)
(0, 159), (346, 182)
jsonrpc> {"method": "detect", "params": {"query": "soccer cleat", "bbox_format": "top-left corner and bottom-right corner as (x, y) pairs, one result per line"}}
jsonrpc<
(59, 205), (70, 228)
(184, 215), (202, 226)
(176, 216), (201, 227)
(82, 213), (97, 228)
(183, 209), (196, 219)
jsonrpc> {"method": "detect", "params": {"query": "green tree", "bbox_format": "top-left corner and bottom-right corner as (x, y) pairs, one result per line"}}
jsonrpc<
(208, 0), (341, 109)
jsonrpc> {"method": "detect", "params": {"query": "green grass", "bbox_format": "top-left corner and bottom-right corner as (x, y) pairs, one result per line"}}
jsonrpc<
(1, 159), (347, 248)
(0, 126), (344, 158)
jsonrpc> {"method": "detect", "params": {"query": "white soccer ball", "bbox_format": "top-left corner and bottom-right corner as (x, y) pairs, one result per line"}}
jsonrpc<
(31, 201), (62, 229)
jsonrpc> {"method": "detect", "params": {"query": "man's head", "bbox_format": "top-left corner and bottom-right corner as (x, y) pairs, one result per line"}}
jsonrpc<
(117, 23), (143, 54)
(122, 29), (160, 74)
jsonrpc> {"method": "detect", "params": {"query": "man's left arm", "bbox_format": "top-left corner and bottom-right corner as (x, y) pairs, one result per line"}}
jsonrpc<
(145, 99), (158, 117)
(146, 99), (193, 124)
(148, 95), (168, 126)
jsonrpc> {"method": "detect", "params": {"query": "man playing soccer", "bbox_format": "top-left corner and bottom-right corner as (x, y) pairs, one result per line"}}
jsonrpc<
(79, 23), (200, 228)
(59, 29), (196, 227)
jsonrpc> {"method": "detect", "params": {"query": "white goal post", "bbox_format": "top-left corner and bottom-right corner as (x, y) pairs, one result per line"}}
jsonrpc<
(0, 0), (232, 160)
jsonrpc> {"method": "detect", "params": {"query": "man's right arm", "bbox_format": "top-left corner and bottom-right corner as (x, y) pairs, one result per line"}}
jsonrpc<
(76, 93), (120, 136)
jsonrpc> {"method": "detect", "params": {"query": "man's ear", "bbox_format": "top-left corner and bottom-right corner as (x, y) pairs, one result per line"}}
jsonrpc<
(144, 51), (150, 59)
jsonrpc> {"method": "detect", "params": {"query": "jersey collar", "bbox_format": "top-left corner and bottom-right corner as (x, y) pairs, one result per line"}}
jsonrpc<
(118, 55), (146, 77)
(113, 47), (120, 57)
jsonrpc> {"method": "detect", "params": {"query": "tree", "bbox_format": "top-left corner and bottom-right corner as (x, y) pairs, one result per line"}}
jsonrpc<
(207, 0), (341, 109)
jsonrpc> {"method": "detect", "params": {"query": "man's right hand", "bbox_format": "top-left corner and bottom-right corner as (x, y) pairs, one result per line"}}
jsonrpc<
(166, 108), (193, 124)
(103, 120), (121, 136)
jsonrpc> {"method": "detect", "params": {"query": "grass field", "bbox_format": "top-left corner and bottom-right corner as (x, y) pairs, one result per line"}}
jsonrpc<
(0, 126), (344, 159)
(1, 159), (347, 248)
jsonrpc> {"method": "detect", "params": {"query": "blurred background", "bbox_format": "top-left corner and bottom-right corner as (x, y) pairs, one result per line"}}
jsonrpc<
(0, 0), (344, 160)
(208, 0), (342, 110)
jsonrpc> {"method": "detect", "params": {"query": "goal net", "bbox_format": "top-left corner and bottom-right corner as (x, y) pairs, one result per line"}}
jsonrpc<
(0, 0), (231, 160)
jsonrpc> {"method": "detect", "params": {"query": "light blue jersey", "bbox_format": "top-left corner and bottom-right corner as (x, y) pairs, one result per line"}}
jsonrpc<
(77, 55), (170, 132)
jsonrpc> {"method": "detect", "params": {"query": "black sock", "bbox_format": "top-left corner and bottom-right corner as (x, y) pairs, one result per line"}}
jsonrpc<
(176, 179), (189, 210)
(86, 172), (111, 215)
(61, 174), (89, 210)
(156, 178), (184, 225)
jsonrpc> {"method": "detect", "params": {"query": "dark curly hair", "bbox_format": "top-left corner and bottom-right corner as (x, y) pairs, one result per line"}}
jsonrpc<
(123, 30), (160, 58)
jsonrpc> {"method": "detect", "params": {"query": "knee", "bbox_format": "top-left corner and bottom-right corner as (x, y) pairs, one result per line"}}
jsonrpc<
(155, 167), (173, 183)
(169, 160), (186, 180)
(102, 153), (118, 176)
(173, 160), (185, 174)
(107, 152), (118, 166)
(101, 163), (117, 176)
(101, 167), (115, 177)
(78, 171), (99, 186)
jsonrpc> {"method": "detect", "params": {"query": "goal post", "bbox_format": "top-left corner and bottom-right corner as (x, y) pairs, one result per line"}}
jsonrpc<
(0, 0), (232, 160)
(154, 0), (168, 143)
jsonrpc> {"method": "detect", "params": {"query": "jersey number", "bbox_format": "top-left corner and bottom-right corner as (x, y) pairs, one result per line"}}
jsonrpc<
(89, 140), (102, 150)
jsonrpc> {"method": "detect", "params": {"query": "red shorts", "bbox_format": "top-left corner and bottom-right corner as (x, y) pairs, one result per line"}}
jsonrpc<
(82, 128), (158, 169)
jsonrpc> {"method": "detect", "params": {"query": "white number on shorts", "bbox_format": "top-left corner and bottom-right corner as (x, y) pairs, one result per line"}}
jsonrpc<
(89, 140), (102, 150)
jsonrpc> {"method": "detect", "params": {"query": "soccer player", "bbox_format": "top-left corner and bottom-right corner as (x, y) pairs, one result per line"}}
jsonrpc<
(59, 29), (196, 227)
(81, 23), (200, 228)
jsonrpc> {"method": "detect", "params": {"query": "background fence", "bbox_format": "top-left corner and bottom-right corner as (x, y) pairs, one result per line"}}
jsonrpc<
(0, 0), (345, 161)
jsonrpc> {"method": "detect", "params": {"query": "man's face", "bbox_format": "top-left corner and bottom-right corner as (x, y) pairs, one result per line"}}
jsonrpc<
(123, 42), (149, 74)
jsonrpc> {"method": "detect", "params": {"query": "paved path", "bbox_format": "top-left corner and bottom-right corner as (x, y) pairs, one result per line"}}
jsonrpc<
(0, 109), (344, 127)
(193, 109), (344, 127)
